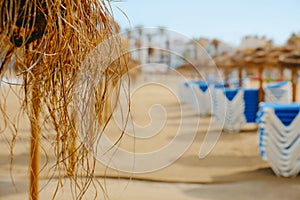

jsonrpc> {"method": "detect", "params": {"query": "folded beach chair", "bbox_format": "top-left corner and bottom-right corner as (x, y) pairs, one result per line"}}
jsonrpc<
(213, 87), (259, 133)
(177, 81), (189, 103)
(264, 81), (292, 103)
(177, 81), (198, 105)
(178, 81), (222, 116)
(257, 103), (300, 177)
(213, 88), (246, 132)
(190, 81), (213, 116)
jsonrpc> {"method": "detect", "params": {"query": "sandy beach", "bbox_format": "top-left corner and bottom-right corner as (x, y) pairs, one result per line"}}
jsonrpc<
(0, 72), (300, 200)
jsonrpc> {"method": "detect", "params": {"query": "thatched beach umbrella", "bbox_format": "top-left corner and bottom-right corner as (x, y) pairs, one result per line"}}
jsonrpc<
(231, 50), (250, 87)
(0, 0), (125, 199)
(244, 48), (268, 102)
(279, 51), (300, 102)
(175, 62), (202, 79)
(213, 52), (235, 87)
(244, 47), (296, 102)
(265, 46), (294, 80)
(266, 50), (284, 77)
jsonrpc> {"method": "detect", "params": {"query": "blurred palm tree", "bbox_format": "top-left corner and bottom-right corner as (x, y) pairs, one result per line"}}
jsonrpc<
(146, 33), (153, 62)
(125, 28), (132, 42)
(212, 39), (220, 55)
(193, 38), (199, 61)
(136, 25), (144, 62)
(158, 26), (166, 63)
(166, 37), (171, 66)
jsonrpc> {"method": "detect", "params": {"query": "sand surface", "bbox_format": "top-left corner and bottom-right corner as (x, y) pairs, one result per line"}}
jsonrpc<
(0, 73), (299, 199)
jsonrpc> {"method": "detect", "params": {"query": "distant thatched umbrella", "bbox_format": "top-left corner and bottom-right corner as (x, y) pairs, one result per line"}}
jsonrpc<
(243, 46), (296, 102)
(213, 52), (236, 87)
(264, 46), (294, 80)
(231, 50), (250, 87)
(175, 63), (201, 78)
(244, 48), (268, 102)
(279, 51), (300, 101)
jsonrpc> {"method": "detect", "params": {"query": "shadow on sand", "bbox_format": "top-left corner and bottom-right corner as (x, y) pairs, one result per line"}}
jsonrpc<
(182, 168), (300, 200)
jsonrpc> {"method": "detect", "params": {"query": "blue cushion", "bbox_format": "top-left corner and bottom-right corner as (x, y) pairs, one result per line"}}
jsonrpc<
(224, 88), (239, 101)
(244, 89), (259, 123)
(274, 109), (300, 126)
(199, 85), (208, 92)
(259, 103), (300, 126)
(193, 81), (210, 92)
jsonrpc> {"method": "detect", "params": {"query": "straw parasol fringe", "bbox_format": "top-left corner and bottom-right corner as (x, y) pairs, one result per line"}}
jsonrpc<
(1, 0), (126, 199)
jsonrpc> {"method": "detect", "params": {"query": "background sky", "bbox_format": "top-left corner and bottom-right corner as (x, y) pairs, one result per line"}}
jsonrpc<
(110, 0), (300, 46)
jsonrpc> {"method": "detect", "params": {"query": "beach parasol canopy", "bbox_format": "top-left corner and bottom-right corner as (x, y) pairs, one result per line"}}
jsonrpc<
(279, 51), (300, 102)
(243, 48), (269, 101)
(212, 52), (238, 87)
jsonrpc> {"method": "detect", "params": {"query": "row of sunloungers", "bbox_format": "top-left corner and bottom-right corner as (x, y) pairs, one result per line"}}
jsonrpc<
(178, 79), (299, 177)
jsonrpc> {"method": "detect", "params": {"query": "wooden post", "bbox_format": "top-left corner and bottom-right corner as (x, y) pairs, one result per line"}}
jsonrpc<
(238, 66), (243, 87)
(29, 83), (41, 200)
(280, 67), (285, 81)
(224, 68), (230, 87)
(258, 66), (264, 102)
(291, 68), (298, 102)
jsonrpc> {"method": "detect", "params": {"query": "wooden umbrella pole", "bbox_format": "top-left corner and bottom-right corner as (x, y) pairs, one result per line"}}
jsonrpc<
(29, 83), (41, 200)
(291, 68), (298, 102)
(224, 69), (230, 87)
(238, 66), (243, 87)
(280, 67), (285, 81)
(258, 66), (264, 102)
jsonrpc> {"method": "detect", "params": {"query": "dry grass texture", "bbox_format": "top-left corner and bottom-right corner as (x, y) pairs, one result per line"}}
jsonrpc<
(0, 0), (127, 199)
